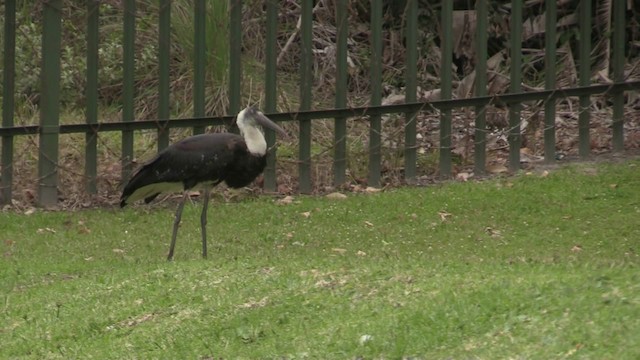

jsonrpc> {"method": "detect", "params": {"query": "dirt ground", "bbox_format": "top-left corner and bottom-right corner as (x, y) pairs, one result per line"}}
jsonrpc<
(2, 101), (639, 213)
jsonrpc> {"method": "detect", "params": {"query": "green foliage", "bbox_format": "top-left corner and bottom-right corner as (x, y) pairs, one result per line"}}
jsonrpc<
(0, 1), (229, 118)
(171, 0), (229, 84)
(1, 160), (639, 358)
(4, 17), (41, 107)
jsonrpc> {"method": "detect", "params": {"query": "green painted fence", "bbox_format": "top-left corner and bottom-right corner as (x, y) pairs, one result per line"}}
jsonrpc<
(1, 0), (639, 206)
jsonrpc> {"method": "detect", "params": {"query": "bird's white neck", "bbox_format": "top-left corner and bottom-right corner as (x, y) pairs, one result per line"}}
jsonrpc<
(240, 125), (267, 155)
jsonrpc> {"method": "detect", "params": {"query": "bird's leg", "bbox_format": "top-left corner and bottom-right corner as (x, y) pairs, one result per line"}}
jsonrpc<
(168, 192), (189, 261)
(200, 188), (211, 259)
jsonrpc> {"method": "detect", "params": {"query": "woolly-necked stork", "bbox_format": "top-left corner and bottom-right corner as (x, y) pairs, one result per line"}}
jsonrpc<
(120, 106), (286, 260)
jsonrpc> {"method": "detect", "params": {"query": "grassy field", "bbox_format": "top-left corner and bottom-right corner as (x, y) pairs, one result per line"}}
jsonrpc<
(1, 160), (639, 359)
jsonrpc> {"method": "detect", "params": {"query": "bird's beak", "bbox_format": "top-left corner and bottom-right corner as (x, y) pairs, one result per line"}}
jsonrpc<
(255, 112), (287, 137)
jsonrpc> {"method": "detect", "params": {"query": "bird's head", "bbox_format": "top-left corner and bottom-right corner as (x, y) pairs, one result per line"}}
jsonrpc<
(236, 106), (286, 137)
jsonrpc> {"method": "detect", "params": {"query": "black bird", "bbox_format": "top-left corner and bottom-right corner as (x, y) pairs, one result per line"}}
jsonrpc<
(120, 106), (286, 260)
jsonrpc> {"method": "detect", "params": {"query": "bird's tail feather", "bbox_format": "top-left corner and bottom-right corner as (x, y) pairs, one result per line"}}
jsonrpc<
(120, 162), (159, 207)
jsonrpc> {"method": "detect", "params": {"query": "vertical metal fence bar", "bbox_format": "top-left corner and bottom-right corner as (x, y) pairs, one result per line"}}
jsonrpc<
(578, 0), (591, 158)
(1, 0), (16, 204)
(122, 0), (136, 182)
(333, 0), (348, 187)
(264, 0), (278, 192)
(508, 0), (522, 170)
(611, 0), (625, 152)
(298, 0), (313, 193)
(440, 0), (453, 177)
(404, 0), (418, 182)
(544, 0), (557, 163)
(158, 0), (171, 151)
(368, 0), (383, 187)
(85, 0), (99, 194)
(38, 0), (62, 206)
(229, 0), (242, 121)
(474, 0), (488, 174)
(193, 0), (206, 135)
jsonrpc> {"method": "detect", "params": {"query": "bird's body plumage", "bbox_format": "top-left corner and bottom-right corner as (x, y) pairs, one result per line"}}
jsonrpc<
(120, 133), (266, 207)
(119, 106), (285, 260)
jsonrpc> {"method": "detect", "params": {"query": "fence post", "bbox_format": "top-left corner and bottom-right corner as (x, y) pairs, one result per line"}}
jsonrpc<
(86, 0), (99, 195)
(193, 0), (206, 135)
(264, 0), (278, 192)
(229, 0), (242, 123)
(158, 0), (171, 151)
(543, 0), (557, 163)
(440, 0), (453, 177)
(298, 0), (313, 193)
(368, 0), (383, 187)
(38, 0), (63, 207)
(1, 0), (16, 204)
(611, 0), (625, 152)
(122, 0), (136, 182)
(474, 0), (488, 174)
(333, 0), (348, 187)
(404, 0), (418, 182)
(508, 0), (523, 170)
(578, 0), (591, 158)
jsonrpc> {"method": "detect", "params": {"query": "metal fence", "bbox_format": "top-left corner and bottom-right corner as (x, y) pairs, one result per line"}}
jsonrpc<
(1, 0), (639, 207)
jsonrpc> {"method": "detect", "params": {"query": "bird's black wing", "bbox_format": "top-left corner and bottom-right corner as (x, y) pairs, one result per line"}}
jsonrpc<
(120, 133), (243, 207)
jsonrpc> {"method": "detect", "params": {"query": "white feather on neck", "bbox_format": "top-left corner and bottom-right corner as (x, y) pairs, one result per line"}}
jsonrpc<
(241, 126), (267, 155)
(237, 109), (267, 155)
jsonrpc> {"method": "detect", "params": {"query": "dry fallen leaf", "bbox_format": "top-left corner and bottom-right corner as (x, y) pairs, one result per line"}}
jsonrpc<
(456, 172), (472, 181)
(520, 148), (544, 163)
(77, 221), (91, 234)
(438, 211), (452, 222)
(487, 164), (508, 174)
(356, 250), (367, 256)
(571, 245), (583, 252)
(332, 248), (347, 254)
(351, 184), (364, 192)
(301, 211), (311, 218)
(484, 227), (502, 238)
(276, 195), (295, 205)
(359, 334), (374, 345)
(238, 297), (269, 309)
(326, 192), (348, 200)
(541, 170), (550, 177)
(119, 313), (155, 328)
(364, 221), (374, 227)
(37, 228), (56, 234)
(365, 187), (381, 193)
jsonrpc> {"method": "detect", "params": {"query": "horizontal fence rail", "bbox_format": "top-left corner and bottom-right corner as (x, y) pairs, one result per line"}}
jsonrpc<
(1, 0), (639, 207)
(1, 82), (639, 137)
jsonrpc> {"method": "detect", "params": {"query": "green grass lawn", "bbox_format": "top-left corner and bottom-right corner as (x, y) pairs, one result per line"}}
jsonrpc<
(1, 160), (639, 359)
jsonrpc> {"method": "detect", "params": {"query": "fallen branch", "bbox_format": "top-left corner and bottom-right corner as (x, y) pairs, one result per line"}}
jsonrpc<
(277, 0), (324, 67)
